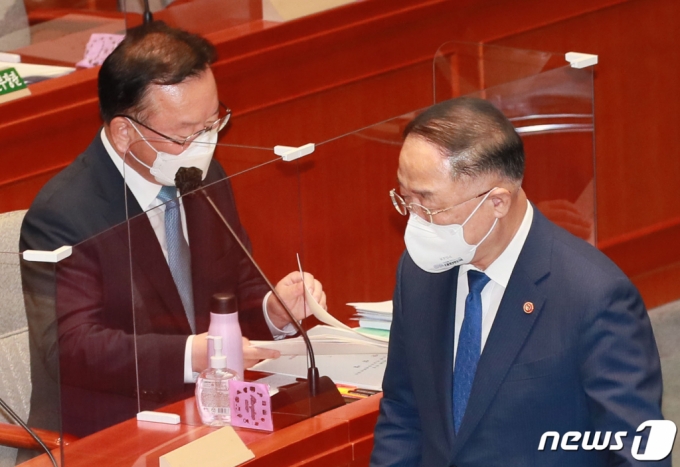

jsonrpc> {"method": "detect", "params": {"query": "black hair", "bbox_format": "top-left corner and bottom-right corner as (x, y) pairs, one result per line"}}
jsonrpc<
(98, 21), (217, 123)
(404, 97), (524, 182)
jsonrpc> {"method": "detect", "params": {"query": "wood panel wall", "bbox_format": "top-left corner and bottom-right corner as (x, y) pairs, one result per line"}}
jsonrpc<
(1, 0), (676, 314)
(488, 0), (680, 307)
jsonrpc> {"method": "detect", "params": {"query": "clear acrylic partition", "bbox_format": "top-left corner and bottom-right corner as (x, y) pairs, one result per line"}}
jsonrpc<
(122, 138), (339, 429)
(0, 216), (63, 464)
(222, 47), (437, 150)
(294, 119), (407, 325)
(47, 222), (136, 466)
(114, 44), (595, 435)
(433, 42), (567, 102)
(1, 0), (258, 70)
(120, 0), (260, 37)
(32, 41), (595, 461)
(1, 0), (127, 67)
(434, 42), (596, 244)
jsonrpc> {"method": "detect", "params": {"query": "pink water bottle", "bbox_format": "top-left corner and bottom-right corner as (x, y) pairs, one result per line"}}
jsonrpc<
(207, 293), (244, 379)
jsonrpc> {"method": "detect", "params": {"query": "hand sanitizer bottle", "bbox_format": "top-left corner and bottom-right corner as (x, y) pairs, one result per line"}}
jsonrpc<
(208, 293), (244, 379)
(196, 336), (237, 426)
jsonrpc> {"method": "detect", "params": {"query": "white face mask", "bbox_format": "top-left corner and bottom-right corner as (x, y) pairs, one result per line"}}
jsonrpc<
(127, 120), (217, 186)
(404, 189), (498, 273)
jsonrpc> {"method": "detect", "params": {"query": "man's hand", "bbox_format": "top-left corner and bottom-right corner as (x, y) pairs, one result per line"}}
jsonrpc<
(266, 271), (326, 330)
(192, 334), (281, 373)
(243, 337), (280, 368)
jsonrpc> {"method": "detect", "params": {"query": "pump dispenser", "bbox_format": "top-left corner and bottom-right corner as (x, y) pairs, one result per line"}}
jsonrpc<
(195, 336), (237, 426)
(208, 292), (244, 379)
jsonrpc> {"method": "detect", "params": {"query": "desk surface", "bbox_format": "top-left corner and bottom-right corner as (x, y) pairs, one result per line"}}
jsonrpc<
(21, 394), (381, 467)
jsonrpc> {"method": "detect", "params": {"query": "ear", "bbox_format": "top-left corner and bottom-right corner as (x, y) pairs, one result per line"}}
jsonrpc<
(107, 116), (134, 156)
(490, 187), (513, 219)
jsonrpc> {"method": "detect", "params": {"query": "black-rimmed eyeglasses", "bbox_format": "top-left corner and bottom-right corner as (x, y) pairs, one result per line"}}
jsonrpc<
(115, 102), (231, 149)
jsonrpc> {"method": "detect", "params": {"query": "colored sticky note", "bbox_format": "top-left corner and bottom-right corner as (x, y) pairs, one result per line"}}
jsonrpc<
(76, 33), (125, 68)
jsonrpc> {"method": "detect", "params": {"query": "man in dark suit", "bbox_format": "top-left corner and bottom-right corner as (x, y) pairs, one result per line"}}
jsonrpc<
(19, 22), (324, 442)
(371, 98), (668, 466)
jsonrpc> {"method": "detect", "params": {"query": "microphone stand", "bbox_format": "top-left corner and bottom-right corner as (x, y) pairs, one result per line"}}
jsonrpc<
(0, 397), (58, 467)
(201, 193), (321, 393)
(175, 168), (344, 423)
(142, 0), (153, 25)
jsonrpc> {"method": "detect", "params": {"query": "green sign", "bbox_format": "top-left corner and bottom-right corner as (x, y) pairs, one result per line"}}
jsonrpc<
(0, 68), (27, 96)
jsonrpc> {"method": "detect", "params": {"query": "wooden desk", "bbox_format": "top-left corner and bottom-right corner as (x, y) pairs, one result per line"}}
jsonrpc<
(20, 394), (381, 467)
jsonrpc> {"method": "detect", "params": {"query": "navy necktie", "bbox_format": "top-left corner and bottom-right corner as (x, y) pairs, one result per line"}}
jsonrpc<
(157, 186), (196, 333)
(453, 269), (490, 434)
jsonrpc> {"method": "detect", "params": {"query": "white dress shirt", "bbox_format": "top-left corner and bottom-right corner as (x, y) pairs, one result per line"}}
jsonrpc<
(100, 129), (294, 383)
(453, 201), (533, 367)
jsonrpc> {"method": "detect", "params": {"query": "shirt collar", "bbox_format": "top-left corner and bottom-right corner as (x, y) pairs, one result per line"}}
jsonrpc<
(101, 128), (163, 211)
(460, 200), (533, 288)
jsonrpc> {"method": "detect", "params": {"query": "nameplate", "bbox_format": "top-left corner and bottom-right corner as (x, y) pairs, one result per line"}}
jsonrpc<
(0, 67), (31, 104)
(159, 426), (254, 467)
(262, 0), (356, 22)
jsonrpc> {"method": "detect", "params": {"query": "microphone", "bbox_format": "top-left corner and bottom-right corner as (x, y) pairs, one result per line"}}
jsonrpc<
(142, 0), (153, 25)
(175, 168), (344, 423)
(0, 396), (58, 467)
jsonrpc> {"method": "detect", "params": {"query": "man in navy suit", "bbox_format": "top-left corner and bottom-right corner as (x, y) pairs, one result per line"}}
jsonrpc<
(370, 97), (668, 466)
(19, 22), (325, 443)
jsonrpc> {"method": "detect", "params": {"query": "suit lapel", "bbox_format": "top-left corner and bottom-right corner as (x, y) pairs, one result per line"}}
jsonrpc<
(128, 214), (193, 332)
(450, 208), (552, 457)
(407, 260), (460, 452)
(88, 136), (191, 333)
(432, 267), (459, 449)
(184, 191), (221, 333)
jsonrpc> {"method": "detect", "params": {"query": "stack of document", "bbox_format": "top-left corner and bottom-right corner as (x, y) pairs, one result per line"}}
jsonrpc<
(252, 353), (387, 391)
(252, 326), (387, 390)
(252, 267), (391, 389)
(348, 300), (393, 335)
(252, 325), (387, 355)
(0, 61), (75, 84)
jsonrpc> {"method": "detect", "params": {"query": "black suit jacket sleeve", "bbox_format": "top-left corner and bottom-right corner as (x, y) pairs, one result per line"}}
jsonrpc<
(579, 275), (665, 465)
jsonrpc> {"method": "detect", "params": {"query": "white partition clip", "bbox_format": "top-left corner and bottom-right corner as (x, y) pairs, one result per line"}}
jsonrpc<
(0, 52), (21, 63)
(23, 245), (72, 263)
(274, 143), (315, 162)
(565, 52), (598, 69)
(137, 411), (180, 425)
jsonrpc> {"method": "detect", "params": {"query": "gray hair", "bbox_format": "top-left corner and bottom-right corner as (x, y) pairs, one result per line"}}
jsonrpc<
(404, 97), (524, 182)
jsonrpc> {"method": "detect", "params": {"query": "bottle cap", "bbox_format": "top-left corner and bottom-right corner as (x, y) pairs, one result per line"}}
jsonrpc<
(211, 293), (238, 315)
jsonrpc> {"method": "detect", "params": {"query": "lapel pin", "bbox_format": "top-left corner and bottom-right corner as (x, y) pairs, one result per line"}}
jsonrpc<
(523, 302), (534, 314)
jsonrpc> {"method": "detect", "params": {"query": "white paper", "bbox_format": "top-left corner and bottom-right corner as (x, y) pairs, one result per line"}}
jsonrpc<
(252, 338), (387, 355)
(297, 256), (388, 343)
(254, 373), (298, 388)
(252, 324), (387, 355)
(357, 319), (391, 331)
(347, 300), (393, 314)
(253, 373), (300, 395)
(0, 61), (74, 79)
(252, 353), (387, 391)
